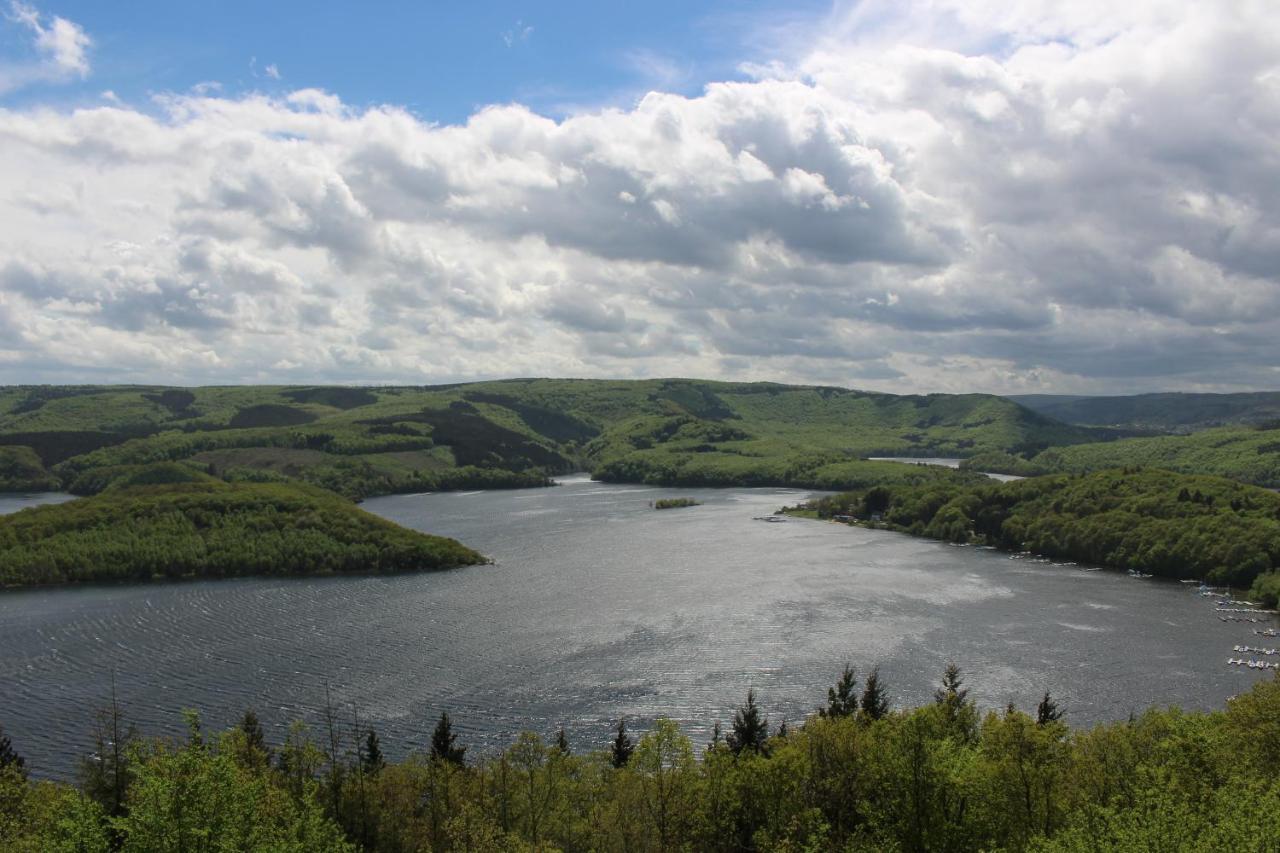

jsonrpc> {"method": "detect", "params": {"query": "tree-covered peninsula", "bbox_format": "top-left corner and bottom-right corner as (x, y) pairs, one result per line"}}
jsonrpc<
(0, 466), (484, 588)
(801, 468), (1280, 593)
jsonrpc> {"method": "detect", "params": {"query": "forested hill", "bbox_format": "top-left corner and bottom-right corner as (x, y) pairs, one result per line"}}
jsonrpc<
(0, 380), (1108, 498)
(802, 467), (1280, 597)
(959, 423), (1280, 489)
(0, 466), (484, 587)
(1010, 391), (1280, 431)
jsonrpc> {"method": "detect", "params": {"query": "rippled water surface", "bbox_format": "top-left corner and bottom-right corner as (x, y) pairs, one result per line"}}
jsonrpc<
(1, 478), (1273, 779)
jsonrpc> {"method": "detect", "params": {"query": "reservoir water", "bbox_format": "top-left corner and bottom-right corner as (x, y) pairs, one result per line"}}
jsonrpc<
(0, 477), (1272, 779)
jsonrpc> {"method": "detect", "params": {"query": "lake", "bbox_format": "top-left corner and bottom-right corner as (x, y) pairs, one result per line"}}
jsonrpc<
(0, 478), (1272, 779)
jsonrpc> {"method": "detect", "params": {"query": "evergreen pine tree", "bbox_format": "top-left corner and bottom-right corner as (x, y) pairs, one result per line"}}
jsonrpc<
(610, 719), (634, 768)
(363, 728), (385, 773)
(1036, 691), (1063, 725)
(430, 712), (466, 766)
(240, 709), (267, 752)
(727, 689), (769, 756)
(555, 726), (570, 755)
(707, 720), (724, 752)
(934, 662), (968, 706)
(821, 664), (859, 717)
(933, 662), (976, 740)
(233, 709), (270, 770)
(0, 724), (25, 775)
(859, 665), (891, 720)
(79, 679), (136, 819)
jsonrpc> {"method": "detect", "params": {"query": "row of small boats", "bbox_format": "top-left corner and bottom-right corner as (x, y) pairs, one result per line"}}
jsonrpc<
(1227, 658), (1280, 670)
(1232, 645), (1278, 656)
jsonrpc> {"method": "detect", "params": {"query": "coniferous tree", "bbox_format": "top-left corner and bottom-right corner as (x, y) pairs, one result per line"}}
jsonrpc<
(363, 728), (385, 773)
(240, 710), (266, 752)
(235, 709), (270, 770)
(776, 720), (789, 738)
(0, 724), (25, 776)
(934, 662), (968, 706)
(1036, 691), (1063, 726)
(555, 726), (570, 755)
(79, 678), (136, 819)
(430, 711), (466, 766)
(860, 665), (891, 720)
(707, 720), (724, 752)
(821, 664), (859, 717)
(933, 662), (977, 740)
(610, 719), (634, 768)
(727, 689), (769, 756)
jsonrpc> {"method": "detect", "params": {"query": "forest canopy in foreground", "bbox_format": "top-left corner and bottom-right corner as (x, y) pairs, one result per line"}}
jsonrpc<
(1, 666), (1278, 852)
(0, 466), (484, 587)
(801, 467), (1280, 595)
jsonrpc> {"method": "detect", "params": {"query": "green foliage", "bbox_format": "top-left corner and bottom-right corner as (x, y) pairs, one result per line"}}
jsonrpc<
(0, 470), (485, 587)
(991, 426), (1280, 488)
(4, 379), (1111, 499)
(654, 497), (700, 509)
(806, 467), (1280, 588)
(0, 727), (23, 776)
(860, 665), (891, 720)
(1249, 570), (1280, 607)
(611, 719), (634, 768)
(0, 445), (59, 492)
(430, 713), (466, 767)
(4, 670), (1280, 852)
(728, 689), (770, 756)
(821, 665), (859, 718)
(1011, 390), (1280, 431)
(961, 449), (1057, 477)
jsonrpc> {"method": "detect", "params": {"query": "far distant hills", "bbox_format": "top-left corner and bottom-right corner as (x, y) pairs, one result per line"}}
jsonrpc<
(0, 379), (1109, 498)
(1011, 392), (1280, 432)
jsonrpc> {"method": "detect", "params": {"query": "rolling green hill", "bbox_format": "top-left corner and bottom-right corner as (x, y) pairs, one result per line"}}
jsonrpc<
(0, 466), (485, 587)
(803, 467), (1280, 591)
(1010, 391), (1280, 431)
(0, 380), (1107, 498)
(961, 424), (1280, 489)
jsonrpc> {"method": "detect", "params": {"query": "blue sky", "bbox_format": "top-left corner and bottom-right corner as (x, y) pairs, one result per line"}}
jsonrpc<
(2, 1), (830, 121)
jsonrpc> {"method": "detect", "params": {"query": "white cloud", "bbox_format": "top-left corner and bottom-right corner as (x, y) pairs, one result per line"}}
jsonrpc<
(502, 20), (533, 48)
(1, 1), (91, 93)
(0, 1), (1278, 392)
(264, 63), (281, 80)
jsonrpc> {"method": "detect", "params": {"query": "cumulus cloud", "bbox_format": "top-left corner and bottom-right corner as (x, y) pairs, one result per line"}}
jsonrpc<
(1, 1), (90, 93)
(0, 0), (1278, 391)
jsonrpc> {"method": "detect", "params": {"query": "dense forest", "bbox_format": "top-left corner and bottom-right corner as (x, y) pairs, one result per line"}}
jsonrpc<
(1011, 391), (1280, 431)
(2, 665), (1278, 852)
(0, 465), (484, 587)
(800, 468), (1280, 597)
(0, 380), (1108, 498)
(961, 424), (1280, 489)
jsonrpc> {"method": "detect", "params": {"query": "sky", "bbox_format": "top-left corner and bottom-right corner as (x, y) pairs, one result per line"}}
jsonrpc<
(0, 0), (1277, 394)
